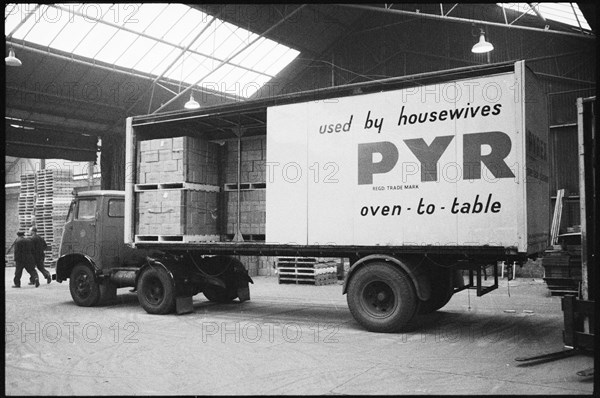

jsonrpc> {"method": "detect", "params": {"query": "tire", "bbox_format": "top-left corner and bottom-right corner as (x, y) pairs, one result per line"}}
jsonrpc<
(203, 285), (237, 303)
(69, 264), (101, 307)
(347, 262), (417, 333)
(137, 266), (175, 314)
(418, 268), (455, 315)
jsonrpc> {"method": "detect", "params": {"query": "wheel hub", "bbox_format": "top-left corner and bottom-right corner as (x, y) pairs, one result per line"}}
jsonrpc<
(363, 281), (396, 315)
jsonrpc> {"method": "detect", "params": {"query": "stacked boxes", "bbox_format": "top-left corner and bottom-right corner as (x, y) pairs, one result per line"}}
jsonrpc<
(136, 136), (220, 239)
(226, 190), (266, 235)
(137, 136), (218, 185)
(136, 189), (218, 236)
(224, 137), (266, 184)
(242, 256), (277, 277)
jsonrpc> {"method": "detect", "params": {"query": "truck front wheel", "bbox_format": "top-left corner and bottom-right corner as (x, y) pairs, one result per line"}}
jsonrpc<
(69, 264), (101, 307)
(347, 262), (417, 333)
(137, 267), (176, 314)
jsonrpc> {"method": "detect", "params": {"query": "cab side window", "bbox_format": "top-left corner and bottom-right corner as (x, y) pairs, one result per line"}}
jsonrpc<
(108, 199), (124, 217)
(77, 199), (97, 220)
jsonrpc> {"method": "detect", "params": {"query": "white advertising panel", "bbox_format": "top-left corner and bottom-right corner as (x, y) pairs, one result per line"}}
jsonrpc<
(267, 72), (527, 250)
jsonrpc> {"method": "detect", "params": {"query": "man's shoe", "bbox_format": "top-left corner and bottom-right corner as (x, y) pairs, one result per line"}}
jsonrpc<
(28, 281), (34, 285)
(35, 279), (40, 288)
(46, 275), (52, 284)
(12, 285), (20, 288)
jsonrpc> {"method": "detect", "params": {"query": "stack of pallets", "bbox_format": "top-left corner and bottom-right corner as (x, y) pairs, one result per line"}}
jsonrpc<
(277, 257), (341, 285)
(6, 173), (37, 266)
(34, 169), (74, 266)
(18, 173), (36, 233)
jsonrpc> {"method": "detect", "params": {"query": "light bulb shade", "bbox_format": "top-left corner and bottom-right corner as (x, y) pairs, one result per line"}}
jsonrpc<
(184, 94), (200, 109)
(5, 48), (22, 66)
(471, 33), (494, 53)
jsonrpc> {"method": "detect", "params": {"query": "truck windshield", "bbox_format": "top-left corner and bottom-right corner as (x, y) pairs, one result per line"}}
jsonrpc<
(66, 201), (75, 222)
(77, 199), (97, 219)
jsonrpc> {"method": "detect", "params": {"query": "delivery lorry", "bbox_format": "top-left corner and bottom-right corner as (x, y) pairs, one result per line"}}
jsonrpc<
(54, 61), (549, 332)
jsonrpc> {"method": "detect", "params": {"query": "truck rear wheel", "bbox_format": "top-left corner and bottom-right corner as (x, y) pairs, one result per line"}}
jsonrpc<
(347, 262), (417, 333)
(69, 264), (101, 307)
(137, 267), (175, 314)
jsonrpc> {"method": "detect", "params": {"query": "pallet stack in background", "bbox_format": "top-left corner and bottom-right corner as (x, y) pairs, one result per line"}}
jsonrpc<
(17, 173), (36, 233)
(224, 137), (266, 240)
(7, 171), (74, 267)
(6, 173), (37, 266)
(135, 136), (220, 242)
(242, 256), (278, 277)
(277, 257), (342, 285)
(34, 169), (74, 265)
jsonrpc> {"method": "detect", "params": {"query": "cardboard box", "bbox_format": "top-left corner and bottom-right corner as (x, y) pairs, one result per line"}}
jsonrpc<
(136, 189), (219, 236)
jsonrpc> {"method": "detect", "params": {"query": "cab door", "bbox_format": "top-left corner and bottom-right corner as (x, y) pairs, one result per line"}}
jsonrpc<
(69, 197), (99, 261)
(99, 197), (125, 269)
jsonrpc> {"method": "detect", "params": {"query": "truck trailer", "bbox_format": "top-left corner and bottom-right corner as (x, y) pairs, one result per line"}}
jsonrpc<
(55, 61), (549, 332)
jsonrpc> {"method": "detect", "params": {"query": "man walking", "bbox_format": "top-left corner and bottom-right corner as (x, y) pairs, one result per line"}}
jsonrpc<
(29, 226), (51, 284)
(13, 231), (39, 288)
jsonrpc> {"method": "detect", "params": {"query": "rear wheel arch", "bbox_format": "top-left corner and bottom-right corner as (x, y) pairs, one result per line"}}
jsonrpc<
(343, 254), (431, 302)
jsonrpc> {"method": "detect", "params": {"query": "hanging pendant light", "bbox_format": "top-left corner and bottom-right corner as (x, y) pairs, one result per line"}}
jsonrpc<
(471, 30), (494, 53)
(5, 47), (22, 67)
(184, 92), (200, 109)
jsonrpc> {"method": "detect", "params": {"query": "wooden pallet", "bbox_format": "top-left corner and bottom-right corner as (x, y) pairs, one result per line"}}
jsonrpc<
(278, 274), (338, 286)
(135, 182), (220, 192)
(135, 234), (220, 243)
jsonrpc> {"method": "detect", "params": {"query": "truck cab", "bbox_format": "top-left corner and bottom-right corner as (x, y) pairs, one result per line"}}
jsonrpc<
(57, 191), (147, 279)
(54, 190), (252, 312)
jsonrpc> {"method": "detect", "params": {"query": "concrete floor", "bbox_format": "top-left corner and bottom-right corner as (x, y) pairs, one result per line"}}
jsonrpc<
(5, 267), (595, 395)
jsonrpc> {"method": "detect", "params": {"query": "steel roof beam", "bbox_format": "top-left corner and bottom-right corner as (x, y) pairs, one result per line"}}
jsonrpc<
(338, 4), (594, 39)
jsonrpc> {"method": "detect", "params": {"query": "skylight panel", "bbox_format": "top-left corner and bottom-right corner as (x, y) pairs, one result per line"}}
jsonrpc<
(115, 3), (166, 33)
(75, 23), (120, 59)
(8, 5), (40, 40)
(498, 3), (591, 31)
(174, 8), (214, 47)
(265, 48), (300, 77)
(6, 3), (301, 100)
(114, 35), (157, 69)
(5, 3), (37, 35)
(20, 8), (68, 46)
(95, 29), (140, 65)
(49, 13), (96, 53)
(143, 4), (188, 39)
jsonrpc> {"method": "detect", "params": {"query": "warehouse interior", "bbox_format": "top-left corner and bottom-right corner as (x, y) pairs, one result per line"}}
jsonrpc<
(4, 3), (597, 267)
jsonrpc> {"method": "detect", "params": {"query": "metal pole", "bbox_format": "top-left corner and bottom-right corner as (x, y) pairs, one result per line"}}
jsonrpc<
(87, 161), (94, 189)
